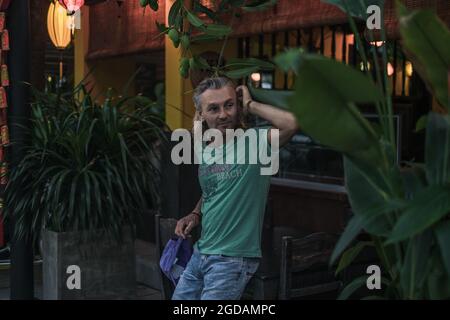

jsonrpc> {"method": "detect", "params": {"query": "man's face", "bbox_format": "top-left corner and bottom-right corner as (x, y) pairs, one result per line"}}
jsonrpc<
(199, 85), (239, 134)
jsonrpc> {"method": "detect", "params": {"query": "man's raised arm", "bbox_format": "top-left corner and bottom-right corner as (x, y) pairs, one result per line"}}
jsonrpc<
(236, 85), (299, 147)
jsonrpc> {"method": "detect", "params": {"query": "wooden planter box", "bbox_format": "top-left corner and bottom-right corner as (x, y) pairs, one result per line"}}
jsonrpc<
(42, 228), (136, 300)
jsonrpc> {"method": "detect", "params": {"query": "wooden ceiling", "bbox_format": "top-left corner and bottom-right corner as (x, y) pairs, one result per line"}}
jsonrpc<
(85, 0), (450, 60)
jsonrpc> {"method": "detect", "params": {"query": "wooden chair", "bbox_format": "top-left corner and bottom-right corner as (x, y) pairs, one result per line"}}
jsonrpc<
(278, 232), (342, 299)
(154, 213), (178, 300)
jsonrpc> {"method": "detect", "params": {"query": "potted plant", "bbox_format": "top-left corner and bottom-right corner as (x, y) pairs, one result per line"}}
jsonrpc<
(4, 83), (167, 299)
(249, 0), (450, 299)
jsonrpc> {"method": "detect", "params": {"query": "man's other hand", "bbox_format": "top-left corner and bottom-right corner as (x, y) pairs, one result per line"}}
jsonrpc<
(175, 213), (200, 239)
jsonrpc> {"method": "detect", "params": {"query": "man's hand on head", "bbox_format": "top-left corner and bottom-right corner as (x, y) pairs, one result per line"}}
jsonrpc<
(235, 85), (252, 116)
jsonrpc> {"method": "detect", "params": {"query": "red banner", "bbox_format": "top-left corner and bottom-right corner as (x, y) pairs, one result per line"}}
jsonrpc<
(0, 214), (3, 248)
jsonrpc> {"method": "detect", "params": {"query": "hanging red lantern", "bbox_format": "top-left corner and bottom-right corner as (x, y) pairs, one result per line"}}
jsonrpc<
(58, 0), (85, 15)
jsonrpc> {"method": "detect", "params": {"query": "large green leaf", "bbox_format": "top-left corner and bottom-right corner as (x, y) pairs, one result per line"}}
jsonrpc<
(193, 1), (218, 22)
(435, 221), (450, 276)
(191, 55), (211, 70)
(289, 54), (384, 167)
(202, 23), (232, 37)
(330, 215), (364, 266)
(344, 157), (407, 239)
(186, 10), (205, 28)
(223, 66), (259, 79)
(337, 276), (368, 300)
(335, 241), (373, 275)
(425, 113), (450, 185)
(415, 114), (428, 133)
(397, 3), (450, 110)
(338, 275), (390, 300)
(225, 58), (275, 70)
(242, 0), (277, 12)
(322, 0), (384, 20)
(168, 0), (182, 27)
(387, 185), (450, 243)
(344, 157), (390, 216)
(148, 0), (158, 11)
(400, 230), (434, 299)
(248, 86), (292, 110)
(273, 48), (304, 73)
(400, 165), (427, 199)
(426, 250), (450, 299)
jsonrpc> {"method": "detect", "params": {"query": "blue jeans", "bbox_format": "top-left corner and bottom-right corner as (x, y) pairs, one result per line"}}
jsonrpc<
(172, 249), (260, 300)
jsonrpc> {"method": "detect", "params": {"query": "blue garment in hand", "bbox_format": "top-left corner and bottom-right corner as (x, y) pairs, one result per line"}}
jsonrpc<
(159, 237), (193, 286)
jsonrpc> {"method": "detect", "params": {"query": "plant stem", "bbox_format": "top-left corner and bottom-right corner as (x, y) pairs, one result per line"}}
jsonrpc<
(344, 1), (369, 75)
(217, 7), (238, 71)
(345, 1), (391, 146)
(373, 236), (394, 279)
(380, 21), (396, 159)
(365, 28), (389, 142)
(409, 240), (416, 299)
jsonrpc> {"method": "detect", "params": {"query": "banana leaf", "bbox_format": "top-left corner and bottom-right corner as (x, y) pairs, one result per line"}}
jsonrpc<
(387, 185), (450, 243)
(425, 113), (450, 185)
(289, 54), (385, 168)
(397, 2), (450, 110)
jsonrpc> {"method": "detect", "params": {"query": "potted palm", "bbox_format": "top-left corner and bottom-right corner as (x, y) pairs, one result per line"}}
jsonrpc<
(4, 83), (167, 299)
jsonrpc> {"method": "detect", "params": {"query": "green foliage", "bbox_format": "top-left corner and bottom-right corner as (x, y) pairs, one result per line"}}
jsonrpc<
(425, 113), (450, 184)
(249, 2), (450, 299)
(289, 54), (385, 167)
(186, 9), (205, 28)
(222, 58), (275, 79)
(140, 0), (159, 11)
(249, 86), (292, 110)
(148, 0), (277, 80)
(273, 48), (304, 73)
(148, 0), (158, 11)
(387, 186), (450, 244)
(435, 221), (450, 275)
(335, 241), (373, 275)
(193, 1), (219, 22)
(241, 0), (277, 12)
(397, 1), (450, 110)
(415, 114), (428, 132)
(4, 84), (167, 245)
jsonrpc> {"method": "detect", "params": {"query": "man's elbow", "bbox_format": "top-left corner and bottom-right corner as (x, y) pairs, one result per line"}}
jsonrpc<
(286, 117), (299, 135)
(277, 118), (299, 146)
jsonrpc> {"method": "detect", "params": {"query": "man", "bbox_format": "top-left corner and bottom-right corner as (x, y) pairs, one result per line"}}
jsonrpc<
(172, 77), (298, 300)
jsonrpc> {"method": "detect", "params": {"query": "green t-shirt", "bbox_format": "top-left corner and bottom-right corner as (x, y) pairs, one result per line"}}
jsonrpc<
(194, 127), (276, 258)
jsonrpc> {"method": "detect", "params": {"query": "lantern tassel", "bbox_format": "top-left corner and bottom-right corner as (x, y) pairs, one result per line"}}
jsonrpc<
(59, 51), (63, 83)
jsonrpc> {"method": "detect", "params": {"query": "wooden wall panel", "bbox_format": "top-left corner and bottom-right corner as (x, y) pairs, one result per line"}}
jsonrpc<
(87, 0), (165, 60)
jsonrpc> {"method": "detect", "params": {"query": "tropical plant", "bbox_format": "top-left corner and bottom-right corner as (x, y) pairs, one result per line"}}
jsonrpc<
(3, 83), (168, 245)
(134, 82), (166, 120)
(248, 0), (450, 299)
(141, 0), (277, 79)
